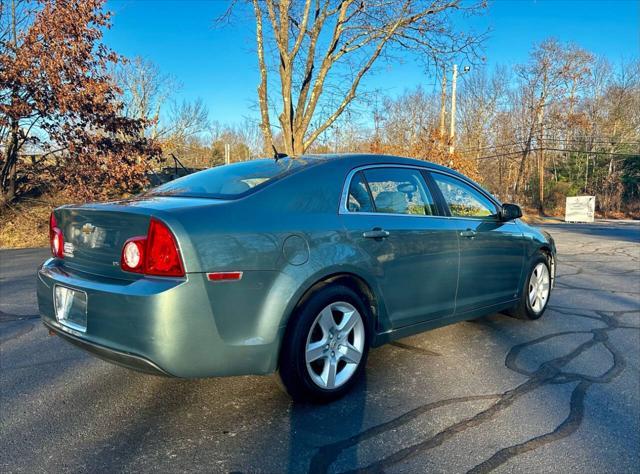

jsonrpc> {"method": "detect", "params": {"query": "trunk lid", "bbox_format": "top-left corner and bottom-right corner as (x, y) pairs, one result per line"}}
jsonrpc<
(53, 197), (218, 279)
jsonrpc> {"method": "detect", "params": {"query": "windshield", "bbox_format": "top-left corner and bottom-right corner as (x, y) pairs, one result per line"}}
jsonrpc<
(148, 158), (312, 199)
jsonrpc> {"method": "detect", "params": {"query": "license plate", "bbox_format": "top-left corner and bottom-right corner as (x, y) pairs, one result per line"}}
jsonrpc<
(54, 285), (87, 332)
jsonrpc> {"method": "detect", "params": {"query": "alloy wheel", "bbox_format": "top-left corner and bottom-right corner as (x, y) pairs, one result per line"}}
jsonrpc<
(305, 301), (365, 390)
(528, 262), (550, 313)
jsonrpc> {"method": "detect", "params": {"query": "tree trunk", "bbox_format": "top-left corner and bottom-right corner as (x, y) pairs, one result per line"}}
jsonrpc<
(538, 147), (545, 213)
(1, 120), (20, 203)
(535, 89), (546, 213)
(2, 0), (19, 203)
(252, 0), (274, 156)
(514, 131), (534, 198)
(281, 121), (307, 156)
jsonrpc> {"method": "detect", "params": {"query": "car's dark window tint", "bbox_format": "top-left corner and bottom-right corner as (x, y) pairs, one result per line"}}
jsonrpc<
(363, 168), (436, 216)
(147, 158), (310, 199)
(347, 172), (374, 212)
(432, 173), (497, 218)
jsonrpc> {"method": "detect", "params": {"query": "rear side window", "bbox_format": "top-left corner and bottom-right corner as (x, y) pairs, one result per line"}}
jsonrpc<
(363, 168), (436, 216)
(347, 172), (374, 212)
(148, 158), (310, 199)
(431, 173), (497, 218)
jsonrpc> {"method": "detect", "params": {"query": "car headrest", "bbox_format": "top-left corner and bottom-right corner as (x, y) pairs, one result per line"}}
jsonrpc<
(220, 180), (251, 194)
(375, 191), (408, 214)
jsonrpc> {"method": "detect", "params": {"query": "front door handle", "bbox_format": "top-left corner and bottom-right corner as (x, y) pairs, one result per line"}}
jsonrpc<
(460, 229), (477, 238)
(363, 228), (390, 239)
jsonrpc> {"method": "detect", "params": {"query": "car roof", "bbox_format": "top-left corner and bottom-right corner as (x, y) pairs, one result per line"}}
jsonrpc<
(297, 153), (499, 204)
(300, 153), (466, 178)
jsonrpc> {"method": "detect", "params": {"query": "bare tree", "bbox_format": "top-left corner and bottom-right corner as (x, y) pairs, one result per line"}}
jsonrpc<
(235, 118), (265, 157)
(157, 99), (211, 164)
(374, 86), (438, 156)
(114, 56), (176, 139)
(458, 66), (507, 160)
(164, 99), (210, 143)
(245, 0), (485, 156)
(512, 39), (577, 210)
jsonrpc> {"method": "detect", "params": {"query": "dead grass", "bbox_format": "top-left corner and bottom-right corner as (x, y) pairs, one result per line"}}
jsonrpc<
(0, 194), (71, 249)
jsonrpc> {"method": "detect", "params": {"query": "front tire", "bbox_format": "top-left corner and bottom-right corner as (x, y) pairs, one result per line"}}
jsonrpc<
(278, 284), (370, 403)
(507, 253), (552, 320)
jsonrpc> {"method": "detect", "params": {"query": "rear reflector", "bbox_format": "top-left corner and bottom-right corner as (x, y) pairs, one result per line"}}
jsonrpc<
(207, 271), (243, 282)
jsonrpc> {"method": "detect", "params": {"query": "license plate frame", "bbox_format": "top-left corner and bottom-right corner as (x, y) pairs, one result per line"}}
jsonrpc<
(53, 285), (88, 333)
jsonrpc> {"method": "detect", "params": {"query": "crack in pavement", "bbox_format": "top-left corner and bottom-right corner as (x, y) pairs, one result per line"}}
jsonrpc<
(308, 394), (502, 474)
(0, 310), (40, 322)
(554, 282), (640, 295)
(0, 311), (40, 344)
(0, 321), (36, 344)
(468, 312), (636, 473)
(308, 309), (637, 474)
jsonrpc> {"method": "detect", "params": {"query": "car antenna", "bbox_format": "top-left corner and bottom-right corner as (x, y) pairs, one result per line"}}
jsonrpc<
(272, 145), (288, 161)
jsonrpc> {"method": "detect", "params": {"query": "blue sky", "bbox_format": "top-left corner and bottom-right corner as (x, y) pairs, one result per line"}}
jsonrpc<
(104, 0), (639, 125)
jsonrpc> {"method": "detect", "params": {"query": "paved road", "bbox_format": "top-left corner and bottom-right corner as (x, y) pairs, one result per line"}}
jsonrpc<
(1, 222), (639, 473)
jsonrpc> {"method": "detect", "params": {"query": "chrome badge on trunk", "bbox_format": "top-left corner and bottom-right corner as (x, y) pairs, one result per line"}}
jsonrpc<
(72, 222), (107, 249)
(63, 241), (75, 257)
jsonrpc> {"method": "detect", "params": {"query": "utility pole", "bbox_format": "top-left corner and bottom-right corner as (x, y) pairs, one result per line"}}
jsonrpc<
(439, 65), (447, 145)
(224, 143), (230, 165)
(536, 86), (547, 212)
(448, 64), (458, 155)
(584, 154), (589, 192)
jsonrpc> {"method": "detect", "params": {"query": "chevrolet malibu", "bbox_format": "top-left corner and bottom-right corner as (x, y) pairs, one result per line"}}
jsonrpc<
(38, 154), (556, 402)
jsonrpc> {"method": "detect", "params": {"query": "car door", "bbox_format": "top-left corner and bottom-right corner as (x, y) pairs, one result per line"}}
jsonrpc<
(340, 166), (459, 329)
(428, 171), (525, 313)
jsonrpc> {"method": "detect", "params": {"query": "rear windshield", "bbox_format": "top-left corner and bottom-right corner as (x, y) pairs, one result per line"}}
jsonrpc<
(148, 158), (312, 199)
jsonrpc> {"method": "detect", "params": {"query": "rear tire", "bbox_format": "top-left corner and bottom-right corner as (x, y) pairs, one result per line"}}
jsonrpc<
(507, 253), (551, 320)
(278, 284), (371, 403)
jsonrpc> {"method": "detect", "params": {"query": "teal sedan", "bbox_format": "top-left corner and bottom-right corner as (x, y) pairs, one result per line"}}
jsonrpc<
(37, 154), (556, 402)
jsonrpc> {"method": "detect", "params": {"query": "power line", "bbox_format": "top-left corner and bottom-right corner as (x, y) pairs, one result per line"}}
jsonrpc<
(540, 148), (639, 157)
(540, 137), (640, 146)
(458, 138), (640, 156)
(474, 147), (638, 161)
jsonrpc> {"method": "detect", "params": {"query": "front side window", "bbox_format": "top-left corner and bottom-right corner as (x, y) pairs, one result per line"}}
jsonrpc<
(362, 168), (436, 216)
(431, 173), (497, 218)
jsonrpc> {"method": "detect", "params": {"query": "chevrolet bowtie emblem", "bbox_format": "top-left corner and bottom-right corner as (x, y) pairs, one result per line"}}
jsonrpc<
(81, 223), (95, 235)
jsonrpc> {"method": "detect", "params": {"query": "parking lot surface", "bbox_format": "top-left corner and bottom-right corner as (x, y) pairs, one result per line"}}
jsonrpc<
(1, 221), (638, 473)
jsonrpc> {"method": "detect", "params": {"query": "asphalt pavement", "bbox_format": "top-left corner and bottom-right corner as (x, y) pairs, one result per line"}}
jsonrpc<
(1, 221), (639, 473)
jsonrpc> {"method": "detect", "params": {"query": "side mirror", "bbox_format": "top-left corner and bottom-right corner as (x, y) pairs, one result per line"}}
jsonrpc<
(500, 203), (522, 221)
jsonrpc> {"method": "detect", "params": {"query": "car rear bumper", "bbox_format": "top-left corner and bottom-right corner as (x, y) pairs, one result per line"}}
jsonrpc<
(43, 319), (173, 376)
(37, 259), (282, 377)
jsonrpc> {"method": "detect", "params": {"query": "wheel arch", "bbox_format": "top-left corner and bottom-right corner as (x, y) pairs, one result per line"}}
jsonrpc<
(280, 270), (384, 349)
(520, 243), (555, 293)
(300, 272), (378, 320)
(538, 245), (556, 288)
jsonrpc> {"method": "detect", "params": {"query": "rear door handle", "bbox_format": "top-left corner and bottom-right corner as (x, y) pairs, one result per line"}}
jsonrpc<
(460, 229), (477, 238)
(363, 228), (390, 239)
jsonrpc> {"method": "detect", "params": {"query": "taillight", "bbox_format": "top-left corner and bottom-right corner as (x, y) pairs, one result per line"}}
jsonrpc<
(120, 218), (185, 277)
(146, 219), (185, 276)
(49, 213), (64, 258)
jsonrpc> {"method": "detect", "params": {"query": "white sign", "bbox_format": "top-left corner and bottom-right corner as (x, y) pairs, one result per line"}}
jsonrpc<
(565, 196), (595, 223)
